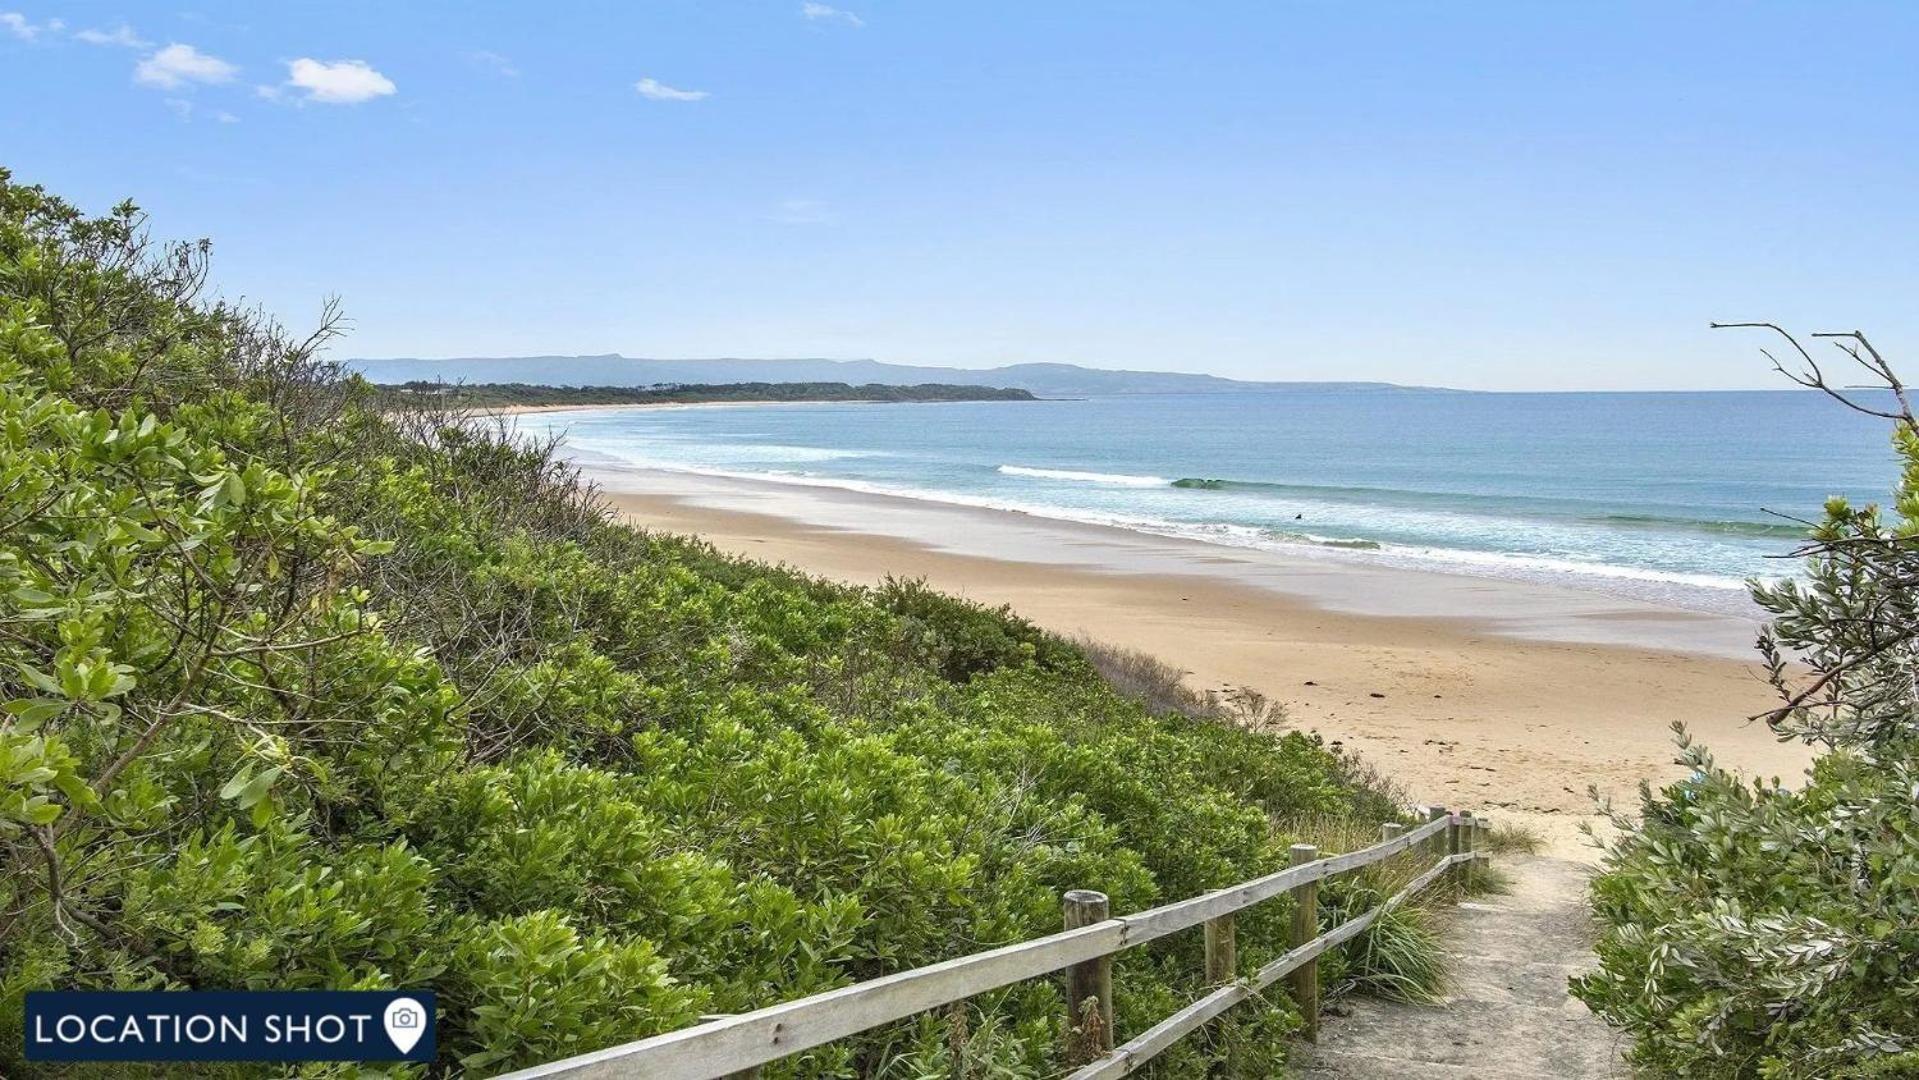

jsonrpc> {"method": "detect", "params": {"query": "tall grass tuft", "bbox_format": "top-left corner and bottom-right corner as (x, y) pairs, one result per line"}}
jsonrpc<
(1070, 635), (1217, 718)
(1283, 815), (1453, 1005)
(1467, 861), (1515, 897)
(1345, 905), (1447, 1004)
(1071, 635), (1286, 731)
(1480, 820), (1545, 855)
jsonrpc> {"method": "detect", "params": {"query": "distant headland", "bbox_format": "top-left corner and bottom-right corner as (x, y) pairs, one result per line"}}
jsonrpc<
(377, 380), (1035, 411)
(350, 354), (1439, 396)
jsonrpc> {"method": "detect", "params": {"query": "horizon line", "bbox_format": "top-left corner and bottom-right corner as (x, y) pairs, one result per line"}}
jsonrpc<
(341, 353), (1828, 395)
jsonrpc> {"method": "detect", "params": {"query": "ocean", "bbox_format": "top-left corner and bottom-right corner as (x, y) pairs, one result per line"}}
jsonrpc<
(520, 389), (1898, 616)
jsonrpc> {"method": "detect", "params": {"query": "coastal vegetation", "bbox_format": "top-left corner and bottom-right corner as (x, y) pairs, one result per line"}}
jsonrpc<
(1573, 327), (1919, 1078)
(0, 173), (1430, 1077)
(378, 380), (1037, 409)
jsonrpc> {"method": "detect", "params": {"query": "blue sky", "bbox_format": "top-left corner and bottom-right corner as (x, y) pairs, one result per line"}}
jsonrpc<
(3, 2), (1916, 390)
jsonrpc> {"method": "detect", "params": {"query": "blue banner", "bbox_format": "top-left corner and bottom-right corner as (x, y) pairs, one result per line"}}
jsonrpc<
(24, 990), (437, 1062)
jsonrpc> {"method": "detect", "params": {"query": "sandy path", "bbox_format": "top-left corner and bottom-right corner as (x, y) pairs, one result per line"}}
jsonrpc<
(1299, 855), (1624, 1078)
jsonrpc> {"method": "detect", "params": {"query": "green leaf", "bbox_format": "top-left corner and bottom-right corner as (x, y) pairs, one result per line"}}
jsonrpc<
(22, 798), (61, 825)
(3, 699), (66, 730)
(219, 765), (254, 801)
(12, 664), (61, 696)
(51, 772), (93, 808)
(235, 766), (283, 809)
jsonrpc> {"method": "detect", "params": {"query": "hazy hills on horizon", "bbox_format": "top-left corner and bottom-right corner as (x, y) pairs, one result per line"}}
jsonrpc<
(346, 354), (1433, 396)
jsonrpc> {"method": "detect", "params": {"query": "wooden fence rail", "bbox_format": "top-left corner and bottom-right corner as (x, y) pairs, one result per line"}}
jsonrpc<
(500, 808), (1488, 1080)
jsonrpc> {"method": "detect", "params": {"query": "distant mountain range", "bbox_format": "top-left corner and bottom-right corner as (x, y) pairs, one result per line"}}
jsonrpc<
(345, 355), (1429, 396)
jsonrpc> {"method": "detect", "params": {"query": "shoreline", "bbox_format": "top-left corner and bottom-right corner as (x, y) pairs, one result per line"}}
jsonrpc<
(589, 466), (1813, 859)
(586, 465), (1764, 658)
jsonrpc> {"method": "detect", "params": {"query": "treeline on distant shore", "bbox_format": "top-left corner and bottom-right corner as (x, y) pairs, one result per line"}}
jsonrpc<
(376, 379), (1037, 407)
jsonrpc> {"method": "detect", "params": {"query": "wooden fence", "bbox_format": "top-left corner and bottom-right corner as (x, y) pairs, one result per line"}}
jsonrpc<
(499, 807), (1490, 1080)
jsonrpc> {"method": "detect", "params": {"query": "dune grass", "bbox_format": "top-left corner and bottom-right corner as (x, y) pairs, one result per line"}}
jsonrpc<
(1071, 634), (1284, 732)
(1282, 815), (1455, 1006)
(1480, 820), (1545, 855)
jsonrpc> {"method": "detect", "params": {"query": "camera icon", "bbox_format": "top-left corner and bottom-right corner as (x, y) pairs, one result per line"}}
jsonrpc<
(383, 995), (430, 1054)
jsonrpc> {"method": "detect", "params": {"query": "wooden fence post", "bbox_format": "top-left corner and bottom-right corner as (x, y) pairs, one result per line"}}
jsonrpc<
(1380, 822), (1406, 877)
(1460, 813), (1477, 892)
(1288, 843), (1321, 1041)
(1204, 911), (1237, 986)
(1424, 805), (1447, 863)
(1062, 889), (1114, 1065)
(1447, 812), (1464, 890)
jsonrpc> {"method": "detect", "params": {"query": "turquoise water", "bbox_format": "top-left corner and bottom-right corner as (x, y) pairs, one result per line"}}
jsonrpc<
(524, 390), (1898, 611)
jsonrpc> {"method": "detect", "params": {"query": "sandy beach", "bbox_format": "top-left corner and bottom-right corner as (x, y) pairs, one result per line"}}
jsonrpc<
(586, 467), (1814, 858)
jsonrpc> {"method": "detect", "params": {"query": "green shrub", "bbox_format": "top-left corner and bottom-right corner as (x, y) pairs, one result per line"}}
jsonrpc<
(0, 169), (1403, 1077)
(874, 575), (1080, 683)
(445, 910), (708, 1073)
(1572, 327), (1919, 1078)
(1576, 735), (1919, 1077)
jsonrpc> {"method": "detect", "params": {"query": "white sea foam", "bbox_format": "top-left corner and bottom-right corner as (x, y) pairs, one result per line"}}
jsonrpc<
(570, 447), (1759, 598)
(998, 465), (1170, 487)
(711, 444), (873, 462)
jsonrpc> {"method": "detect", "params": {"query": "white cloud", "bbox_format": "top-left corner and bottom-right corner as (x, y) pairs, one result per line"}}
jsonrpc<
(1, 12), (62, 40)
(283, 58), (396, 104)
(75, 23), (149, 48)
(214, 110), (239, 123)
(468, 49), (517, 77)
(635, 76), (707, 102)
(134, 43), (238, 89)
(801, 3), (864, 26)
